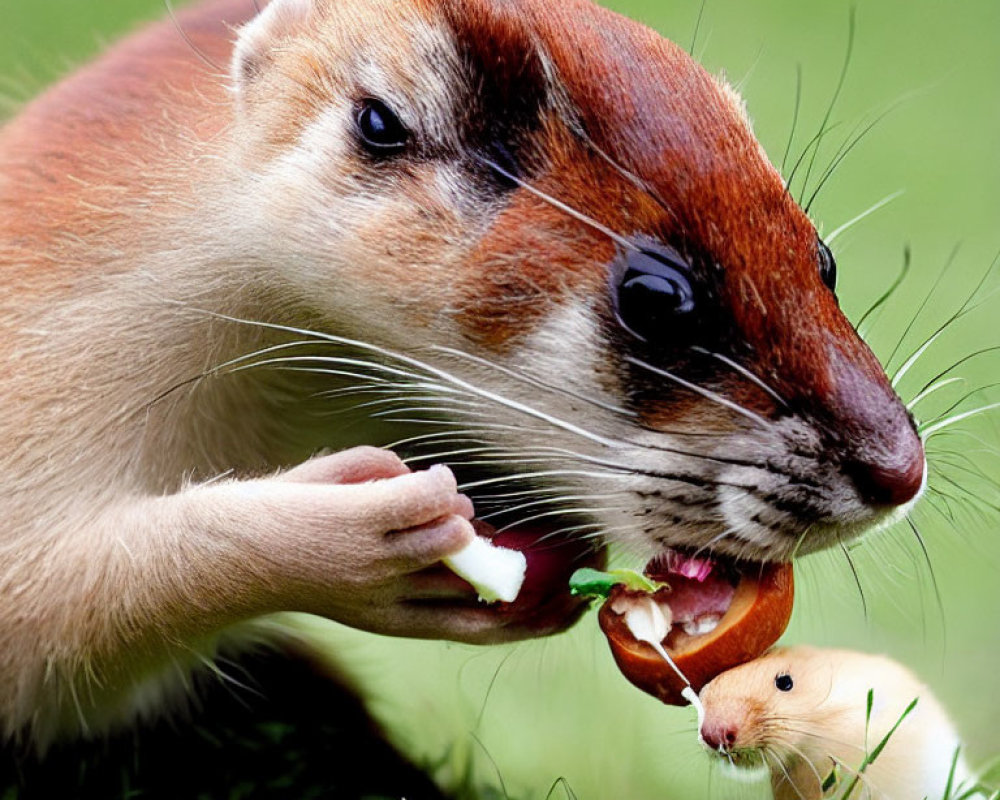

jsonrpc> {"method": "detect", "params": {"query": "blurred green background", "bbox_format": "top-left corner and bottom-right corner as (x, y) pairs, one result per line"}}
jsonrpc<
(2, 1), (998, 797)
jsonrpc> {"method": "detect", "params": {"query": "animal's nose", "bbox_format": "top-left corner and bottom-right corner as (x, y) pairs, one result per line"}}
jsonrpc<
(846, 446), (926, 507)
(700, 722), (737, 752)
(824, 347), (927, 508)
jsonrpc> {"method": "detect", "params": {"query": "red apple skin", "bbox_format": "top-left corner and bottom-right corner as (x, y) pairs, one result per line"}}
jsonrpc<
(598, 563), (794, 705)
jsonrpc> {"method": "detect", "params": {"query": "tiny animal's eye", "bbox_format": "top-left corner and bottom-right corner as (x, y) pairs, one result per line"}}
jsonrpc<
(615, 245), (698, 345)
(355, 98), (409, 155)
(775, 673), (794, 692)
(818, 239), (837, 292)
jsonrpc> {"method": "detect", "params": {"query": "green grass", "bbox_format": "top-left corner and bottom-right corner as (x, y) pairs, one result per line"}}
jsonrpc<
(3, 1), (1000, 798)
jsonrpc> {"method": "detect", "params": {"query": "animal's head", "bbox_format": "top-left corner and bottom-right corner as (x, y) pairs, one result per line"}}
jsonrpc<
(226, 0), (924, 569)
(698, 646), (839, 767)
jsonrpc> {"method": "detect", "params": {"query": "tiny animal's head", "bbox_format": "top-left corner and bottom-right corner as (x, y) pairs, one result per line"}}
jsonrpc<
(225, 0), (924, 565)
(698, 646), (839, 769)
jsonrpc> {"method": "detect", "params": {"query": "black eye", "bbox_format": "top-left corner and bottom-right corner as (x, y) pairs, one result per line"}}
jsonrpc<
(818, 239), (837, 292)
(775, 673), (794, 692)
(356, 98), (409, 155)
(615, 245), (699, 345)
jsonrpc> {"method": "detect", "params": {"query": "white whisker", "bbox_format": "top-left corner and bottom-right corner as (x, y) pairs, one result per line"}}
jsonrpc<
(625, 355), (770, 428)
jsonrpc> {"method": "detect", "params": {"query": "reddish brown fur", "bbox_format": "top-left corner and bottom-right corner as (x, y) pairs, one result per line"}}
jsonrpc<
(0, 1), (250, 299)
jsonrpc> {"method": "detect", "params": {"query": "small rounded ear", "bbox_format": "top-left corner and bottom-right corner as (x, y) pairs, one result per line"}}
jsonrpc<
(231, 0), (313, 92)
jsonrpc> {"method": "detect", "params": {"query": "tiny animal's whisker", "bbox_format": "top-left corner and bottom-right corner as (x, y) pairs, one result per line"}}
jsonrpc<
(771, 721), (865, 755)
(930, 457), (1000, 510)
(625, 355), (771, 428)
(778, 740), (826, 793)
(930, 427), (1000, 459)
(764, 749), (808, 800)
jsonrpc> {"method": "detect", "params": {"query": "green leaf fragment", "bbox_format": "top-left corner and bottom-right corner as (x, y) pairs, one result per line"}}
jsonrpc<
(821, 764), (840, 794)
(569, 567), (666, 598)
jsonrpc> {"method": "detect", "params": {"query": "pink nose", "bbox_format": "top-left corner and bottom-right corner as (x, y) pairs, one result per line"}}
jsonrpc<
(701, 722), (737, 752)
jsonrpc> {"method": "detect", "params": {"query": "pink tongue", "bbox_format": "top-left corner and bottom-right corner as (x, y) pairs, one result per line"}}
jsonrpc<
(664, 573), (735, 623)
(662, 550), (715, 582)
(650, 549), (735, 624)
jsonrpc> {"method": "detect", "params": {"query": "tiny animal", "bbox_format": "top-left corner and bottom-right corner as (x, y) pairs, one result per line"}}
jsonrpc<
(699, 646), (974, 799)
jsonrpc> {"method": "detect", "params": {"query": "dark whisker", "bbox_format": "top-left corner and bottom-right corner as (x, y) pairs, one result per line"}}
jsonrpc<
(838, 537), (868, 621)
(856, 245), (910, 336)
(688, 0), (709, 56)
(910, 344), (1000, 401)
(921, 381), (1000, 428)
(891, 247), (999, 388)
(784, 120), (846, 197)
(798, 7), (855, 205)
(884, 244), (961, 374)
(905, 515), (946, 649)
(780, 64), (803, 176)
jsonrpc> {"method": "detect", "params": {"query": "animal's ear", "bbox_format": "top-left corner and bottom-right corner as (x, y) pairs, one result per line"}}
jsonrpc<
(231, 0), (313, 92)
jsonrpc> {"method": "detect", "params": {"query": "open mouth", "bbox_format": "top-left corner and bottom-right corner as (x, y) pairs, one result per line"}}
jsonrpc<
(598, 548), (794, 704)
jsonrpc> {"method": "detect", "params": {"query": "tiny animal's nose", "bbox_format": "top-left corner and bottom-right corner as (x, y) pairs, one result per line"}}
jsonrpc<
(700, 722), (738, 752)
(846, 440), (926, 507)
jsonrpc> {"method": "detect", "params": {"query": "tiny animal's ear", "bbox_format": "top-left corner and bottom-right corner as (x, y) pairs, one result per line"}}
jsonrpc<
(231, 0), (313, 92)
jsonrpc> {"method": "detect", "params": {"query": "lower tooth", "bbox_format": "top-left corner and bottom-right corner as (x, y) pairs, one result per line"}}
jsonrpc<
(683, 614), (722, 636)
